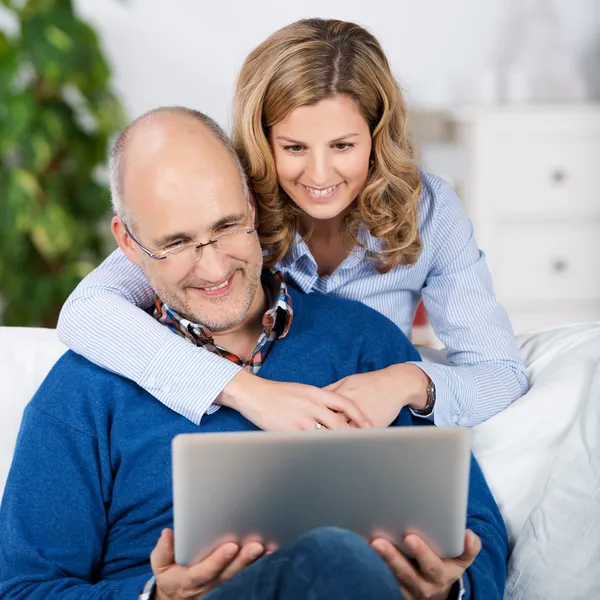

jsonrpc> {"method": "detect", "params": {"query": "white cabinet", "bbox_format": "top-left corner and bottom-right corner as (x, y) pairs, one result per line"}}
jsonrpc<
(413, 105), (600, 334)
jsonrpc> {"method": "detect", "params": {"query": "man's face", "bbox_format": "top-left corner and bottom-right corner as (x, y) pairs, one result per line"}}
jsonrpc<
(116, 118), (263, 332)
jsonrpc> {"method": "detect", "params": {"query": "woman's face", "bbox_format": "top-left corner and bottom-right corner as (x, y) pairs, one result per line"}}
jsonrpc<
(270, 94), (372, 223)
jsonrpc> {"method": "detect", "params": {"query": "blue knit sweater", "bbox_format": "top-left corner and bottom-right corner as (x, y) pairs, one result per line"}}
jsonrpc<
(0, 289), (508, 598)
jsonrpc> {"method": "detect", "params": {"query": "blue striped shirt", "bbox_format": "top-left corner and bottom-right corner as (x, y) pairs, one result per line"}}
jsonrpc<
(57, 172), (528, 427)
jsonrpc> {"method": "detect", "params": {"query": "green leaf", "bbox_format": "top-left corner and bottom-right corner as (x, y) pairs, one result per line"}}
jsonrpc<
(18, 131), (54, 173)
(74, 179), (111, 221)
(14, 167), (41, 197)
(40, 104), (67, 140)
(0, 30), (12, 54)
(0, 92), (36, 153)
(45, 23), (73, 51)
(90, 89), (126, 133)
(66, 259), (95, 278)
(0, 32), (22, 101)
(25, 0), (74, 13)
(30, 201), (76, 259)
(0, 169), (39, 247)
(22, 9), (106, 90)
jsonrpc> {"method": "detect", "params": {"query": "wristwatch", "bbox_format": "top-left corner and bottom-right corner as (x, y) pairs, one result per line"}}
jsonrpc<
(412, 379), (436, 417)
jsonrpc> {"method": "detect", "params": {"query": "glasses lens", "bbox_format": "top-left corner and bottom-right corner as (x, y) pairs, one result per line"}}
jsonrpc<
(214, 228), (252, 255)
(167, 245), (201, 270)
(161, 227), (252, 269)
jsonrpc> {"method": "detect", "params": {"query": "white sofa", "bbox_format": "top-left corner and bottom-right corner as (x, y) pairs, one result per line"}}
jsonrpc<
(1, 324), (599, 598)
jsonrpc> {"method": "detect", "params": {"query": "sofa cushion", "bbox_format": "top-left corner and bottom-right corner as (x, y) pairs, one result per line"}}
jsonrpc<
(471, 322), (600, 599)
(0, 327), (66, 498)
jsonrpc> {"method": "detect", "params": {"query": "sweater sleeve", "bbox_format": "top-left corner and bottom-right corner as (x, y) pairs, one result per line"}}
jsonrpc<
(368, 317), (509, 598)
(0, 404), (151, 599)
(461, 455), (509, 600)
(56, 248), (241, 425)
(399, 418), (509, 600)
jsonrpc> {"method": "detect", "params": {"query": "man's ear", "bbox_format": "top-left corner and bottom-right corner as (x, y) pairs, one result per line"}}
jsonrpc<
(111, 216), (143, 268)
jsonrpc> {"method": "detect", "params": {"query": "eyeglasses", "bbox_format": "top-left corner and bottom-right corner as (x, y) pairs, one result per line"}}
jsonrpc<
(124, 217), (256, 270)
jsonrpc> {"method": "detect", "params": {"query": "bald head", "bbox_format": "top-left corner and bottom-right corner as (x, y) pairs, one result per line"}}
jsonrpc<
(109, 107), (248, 227)
(109, 106), (263, 332)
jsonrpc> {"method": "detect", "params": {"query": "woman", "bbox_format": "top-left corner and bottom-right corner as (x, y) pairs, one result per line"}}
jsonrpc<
(57, 18), (528, 430)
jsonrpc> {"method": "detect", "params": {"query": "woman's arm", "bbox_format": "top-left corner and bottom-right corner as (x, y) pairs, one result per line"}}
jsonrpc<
(58, 249), (367, 428)
(417, 176), (529, 427)
(57, 248), (241, 424)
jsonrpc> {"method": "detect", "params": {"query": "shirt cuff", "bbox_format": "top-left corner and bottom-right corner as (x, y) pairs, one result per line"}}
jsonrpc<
(406, 362), (435, 421)
(138, 575), (156, 599)
(409, 361), (477, 427)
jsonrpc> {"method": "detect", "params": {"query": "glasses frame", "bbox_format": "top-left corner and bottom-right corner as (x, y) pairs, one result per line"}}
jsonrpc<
(123, 214), (256, 262)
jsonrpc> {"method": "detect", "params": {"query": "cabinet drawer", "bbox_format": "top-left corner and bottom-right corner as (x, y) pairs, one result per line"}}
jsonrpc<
(491, 222), (600, 303)
(494, 132), (600, 216)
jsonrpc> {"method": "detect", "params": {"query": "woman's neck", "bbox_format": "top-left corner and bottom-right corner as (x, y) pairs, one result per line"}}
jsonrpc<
(300, 215), (353, 276)
(300, 215), (344, 244)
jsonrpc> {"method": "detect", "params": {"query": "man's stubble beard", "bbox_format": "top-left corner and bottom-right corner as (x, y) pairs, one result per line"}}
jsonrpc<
(142, 258), (263, 332)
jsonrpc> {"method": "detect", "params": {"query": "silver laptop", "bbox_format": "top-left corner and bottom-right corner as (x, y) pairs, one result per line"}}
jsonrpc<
(172, 426), (471, 565)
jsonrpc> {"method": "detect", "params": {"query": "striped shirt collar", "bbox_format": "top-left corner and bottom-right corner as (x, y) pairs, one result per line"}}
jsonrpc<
(278, 225), (384, 271)
(152, 268), (293, 349)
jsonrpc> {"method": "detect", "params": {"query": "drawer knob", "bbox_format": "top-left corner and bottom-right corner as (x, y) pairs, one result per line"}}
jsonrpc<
(552, 259), (569, 273)
(550, 168), (567, 184)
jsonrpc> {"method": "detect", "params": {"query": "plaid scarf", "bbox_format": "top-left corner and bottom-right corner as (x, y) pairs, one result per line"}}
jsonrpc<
(152, 269), (293, 373)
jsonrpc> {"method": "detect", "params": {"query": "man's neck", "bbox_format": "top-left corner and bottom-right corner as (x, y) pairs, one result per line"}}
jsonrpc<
(212, 284), (268, 361)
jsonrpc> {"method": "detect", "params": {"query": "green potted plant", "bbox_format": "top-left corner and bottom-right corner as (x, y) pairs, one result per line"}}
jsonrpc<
(0, 0), (125, 326)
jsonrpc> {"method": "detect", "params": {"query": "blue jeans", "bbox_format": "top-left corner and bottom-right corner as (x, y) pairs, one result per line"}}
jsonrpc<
(205, 526), (404, 599)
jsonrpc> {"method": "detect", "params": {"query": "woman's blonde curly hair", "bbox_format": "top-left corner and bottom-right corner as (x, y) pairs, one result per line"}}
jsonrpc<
(233, 18), (423, 273)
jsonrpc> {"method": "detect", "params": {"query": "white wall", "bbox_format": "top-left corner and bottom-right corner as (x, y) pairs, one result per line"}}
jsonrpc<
(75, 0), (600, 130)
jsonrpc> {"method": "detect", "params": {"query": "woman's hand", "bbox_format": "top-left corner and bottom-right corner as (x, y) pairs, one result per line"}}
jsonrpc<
(325, 364), (431, 428)
(219, 370), (372, 431)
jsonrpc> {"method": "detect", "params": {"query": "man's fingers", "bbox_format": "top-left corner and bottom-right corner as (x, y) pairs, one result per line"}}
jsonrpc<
(372, 534), (478, 599)
(264, 542), (279, 556)
(454, 530), (481, 568)
(186, 542), (240, 586)
(218, 542), (265, 582)
(399, 586), (417, 600)
(404, 534), (445, 583)
(372, 539), (423, 597)
(150, 529), (176, 573)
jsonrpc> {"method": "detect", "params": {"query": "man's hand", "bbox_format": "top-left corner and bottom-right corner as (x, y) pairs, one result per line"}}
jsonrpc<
(325, 364), (431, 428)
(151, 528), (265, 599)
(371, 530), (481, 600)
(219, 370), (371, 431)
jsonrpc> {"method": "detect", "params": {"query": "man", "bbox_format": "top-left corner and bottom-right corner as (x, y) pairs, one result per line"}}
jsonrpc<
(0, 107), (508, 599)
